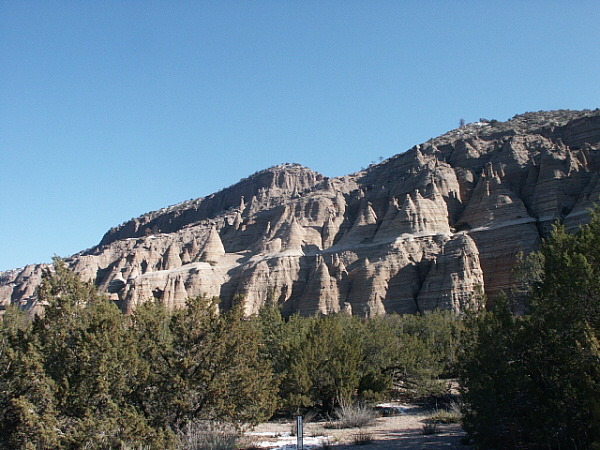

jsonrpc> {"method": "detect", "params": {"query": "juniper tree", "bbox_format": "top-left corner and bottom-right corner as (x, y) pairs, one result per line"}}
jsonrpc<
(0, 305), (59, 449)
(460, 209), (600, 448)
(33, 259), (170, 448)
(130, 295), (278, 430)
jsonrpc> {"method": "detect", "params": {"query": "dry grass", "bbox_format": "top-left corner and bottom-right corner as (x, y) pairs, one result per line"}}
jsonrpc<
(329, 404), (379, 429)
(352, 430), (374, 445)
(428, 400), (462, 424)
(320, 438), (334, 449)
(176, 420), (239, 450)
(290, 409), (319, 436)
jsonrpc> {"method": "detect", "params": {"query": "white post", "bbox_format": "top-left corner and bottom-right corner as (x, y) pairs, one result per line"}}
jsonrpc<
(296, 415), (303, 449)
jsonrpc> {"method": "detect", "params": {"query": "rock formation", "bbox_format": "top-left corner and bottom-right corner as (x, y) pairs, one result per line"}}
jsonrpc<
(3, 110), (600, 316)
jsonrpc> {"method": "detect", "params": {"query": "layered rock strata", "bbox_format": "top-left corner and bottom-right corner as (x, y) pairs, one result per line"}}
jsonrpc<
(3, 110), (600, 316)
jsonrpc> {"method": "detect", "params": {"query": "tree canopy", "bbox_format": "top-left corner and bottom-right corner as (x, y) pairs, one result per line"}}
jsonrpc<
(460, 209), (600, 449)
(0, 258), (466, 448)
(0, 260), (277, 449)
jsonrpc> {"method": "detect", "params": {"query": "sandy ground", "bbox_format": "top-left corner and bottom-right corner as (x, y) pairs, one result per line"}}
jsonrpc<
(243, 404), (472, 449)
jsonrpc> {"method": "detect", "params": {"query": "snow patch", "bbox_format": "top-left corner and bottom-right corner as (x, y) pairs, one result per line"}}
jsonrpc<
(246, 431), (333, 449)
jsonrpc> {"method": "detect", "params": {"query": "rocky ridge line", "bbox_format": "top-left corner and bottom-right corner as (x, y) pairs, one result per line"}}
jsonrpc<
(2, 109), (600, 316)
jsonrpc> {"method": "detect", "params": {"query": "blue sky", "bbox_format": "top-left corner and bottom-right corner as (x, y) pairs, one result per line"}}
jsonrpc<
(1, 1), (599, 271)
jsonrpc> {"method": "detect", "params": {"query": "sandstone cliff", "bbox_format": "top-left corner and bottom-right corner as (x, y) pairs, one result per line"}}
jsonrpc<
(3, 110), (600, 316)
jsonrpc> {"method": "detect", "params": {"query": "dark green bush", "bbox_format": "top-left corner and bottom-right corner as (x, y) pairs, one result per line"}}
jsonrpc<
(460, 209), (600, 449)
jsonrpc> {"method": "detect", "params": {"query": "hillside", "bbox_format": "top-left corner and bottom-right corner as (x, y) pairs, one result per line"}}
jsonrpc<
(2, 109), (600, 316)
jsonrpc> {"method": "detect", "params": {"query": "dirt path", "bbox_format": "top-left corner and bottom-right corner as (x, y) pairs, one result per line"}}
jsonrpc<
(244, 404), (472, 449)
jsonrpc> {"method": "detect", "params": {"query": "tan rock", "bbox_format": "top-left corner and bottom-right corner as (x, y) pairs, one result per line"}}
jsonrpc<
(199, 225), (225, 262)
(417, 234), (484, 313)
(3, 110), (600, 316)
(162, 244), (182, 270)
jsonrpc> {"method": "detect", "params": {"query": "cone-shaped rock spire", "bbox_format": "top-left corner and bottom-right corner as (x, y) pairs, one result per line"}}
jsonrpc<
(200, 225), (225, 261)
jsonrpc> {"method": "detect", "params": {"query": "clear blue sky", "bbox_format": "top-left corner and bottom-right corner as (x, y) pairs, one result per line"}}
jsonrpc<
(1, 1), (599, 271)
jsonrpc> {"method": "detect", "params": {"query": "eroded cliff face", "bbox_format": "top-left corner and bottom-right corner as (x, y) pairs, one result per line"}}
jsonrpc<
(3, 110), (600, 316)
